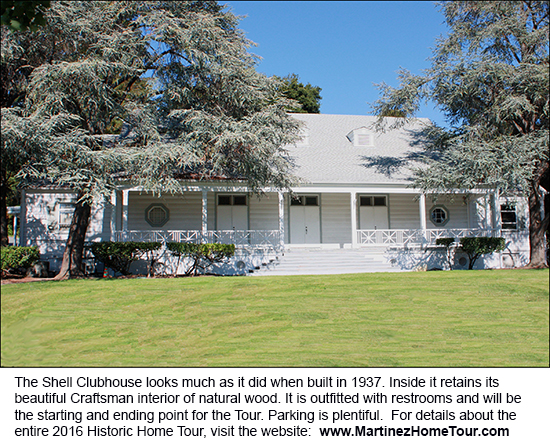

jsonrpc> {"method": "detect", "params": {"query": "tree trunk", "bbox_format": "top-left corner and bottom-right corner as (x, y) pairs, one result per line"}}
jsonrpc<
(54, 195), (92, 280)
(525, 180), (549, 269)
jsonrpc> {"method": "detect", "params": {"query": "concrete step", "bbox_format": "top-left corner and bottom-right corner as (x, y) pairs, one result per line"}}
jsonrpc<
(249, 248), (400, 276)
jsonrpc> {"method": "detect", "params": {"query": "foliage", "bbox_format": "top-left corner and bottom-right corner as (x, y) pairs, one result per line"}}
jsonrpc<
(1, 1), (50, 31)
(2, 1), (301, 276)
(275, 73), (322, 113)
(1, 245), (39, 275)
(167, 242), (235, 276)
(372, 1), (549, 267)
(91, 241), (163, 276)
(460, 237), (506, 270)
(91, 242), (142, 276)
(435, 238), (455, 247)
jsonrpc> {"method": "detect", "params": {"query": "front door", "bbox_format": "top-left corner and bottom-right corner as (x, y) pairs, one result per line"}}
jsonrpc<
(289, 195), (320, 244)
(359, 195), (389, 229)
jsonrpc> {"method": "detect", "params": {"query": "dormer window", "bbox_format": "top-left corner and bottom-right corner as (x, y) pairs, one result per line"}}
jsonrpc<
(346, 127), (374, 147)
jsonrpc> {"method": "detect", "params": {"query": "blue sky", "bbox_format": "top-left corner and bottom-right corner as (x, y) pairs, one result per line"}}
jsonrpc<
(223, 1), (449, 125)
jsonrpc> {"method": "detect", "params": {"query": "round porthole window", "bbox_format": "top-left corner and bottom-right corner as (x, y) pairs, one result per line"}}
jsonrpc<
(145, 204), (170, 227)
(430, 206), (450, 226)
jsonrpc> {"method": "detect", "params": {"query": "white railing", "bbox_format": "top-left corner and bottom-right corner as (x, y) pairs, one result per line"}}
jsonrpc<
(425, 228), (501, 244)
(114, 230), (282, 248)
(357, 228), (504, 246)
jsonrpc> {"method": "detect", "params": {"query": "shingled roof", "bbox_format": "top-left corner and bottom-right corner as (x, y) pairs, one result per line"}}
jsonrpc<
(287, 114), (431, 185)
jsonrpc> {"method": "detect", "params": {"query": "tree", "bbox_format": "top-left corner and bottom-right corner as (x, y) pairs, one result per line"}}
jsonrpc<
(372, 1), (549, 268)
(1, 1), (301, 279)
(1, 0), (53, 246)
(275, 73), (322, 113)
(1, 1), (50, 31)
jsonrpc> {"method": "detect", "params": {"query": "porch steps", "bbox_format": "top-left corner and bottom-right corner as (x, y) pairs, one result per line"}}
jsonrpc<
(249, 247), (400, 276)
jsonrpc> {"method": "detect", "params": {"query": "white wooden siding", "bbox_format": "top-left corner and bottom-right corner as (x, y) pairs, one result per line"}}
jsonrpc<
(387, 194), (420, 229)
(249, 193), (279, 230)
(207, 192), (216, 230)
(321, 193), (351, 244)
(127, 192), (202, 230)
(22, 190), (109, 246)
(426, 197), (469, 229)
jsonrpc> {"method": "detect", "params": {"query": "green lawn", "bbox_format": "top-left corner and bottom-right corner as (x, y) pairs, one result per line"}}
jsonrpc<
(1, 270), (548, 367)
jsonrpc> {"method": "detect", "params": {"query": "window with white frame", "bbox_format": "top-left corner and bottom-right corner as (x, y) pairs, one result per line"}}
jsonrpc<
(360, 196), (387, 207)
(430, 206), (449, 226)
(217, 195), (247, 206)
(290, 195), (319, 206)
(500, 204), (517, 229)
(145, 204), (170, 227)
(58, 202), (75, 229)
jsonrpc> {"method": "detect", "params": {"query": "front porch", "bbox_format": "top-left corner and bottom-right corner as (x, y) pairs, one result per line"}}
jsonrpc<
(103, 187), (529, 273)
(21, 186), (530, 274)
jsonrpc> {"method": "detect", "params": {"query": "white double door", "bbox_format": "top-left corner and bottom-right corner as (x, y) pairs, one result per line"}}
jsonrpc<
(359, 196), (389, 229)
(289, 196), (320, 244)
(217, 195), (248, 245)
(217, 205), (248, 231)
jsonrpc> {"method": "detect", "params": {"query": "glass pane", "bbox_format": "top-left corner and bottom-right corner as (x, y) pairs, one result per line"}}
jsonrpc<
(291, 196), (303, 206)
(373, 196), (386, 206)
(218, 195), (231, 206)
(501, 211), (517, 229)
(431, 208), (446, 224)
(305, 196), (318, 206)
(58, 203), (75, 227)
(233, 195), (247, 206)
(360, 196), (372, 206)
(148, 207), (166, 225)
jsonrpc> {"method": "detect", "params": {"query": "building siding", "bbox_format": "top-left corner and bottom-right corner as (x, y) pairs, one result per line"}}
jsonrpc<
(321, 193), (352, 244)
(249, 193), (279, 230)
(127, 191), (202, 231)
(387, 194), (420, 229)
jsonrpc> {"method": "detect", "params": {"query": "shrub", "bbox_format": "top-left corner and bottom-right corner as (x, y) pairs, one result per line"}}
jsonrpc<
(167, 243), (235, 276)
(1, 246), (40, 276)
(91, 242), (162, 276)
(459, 237), (506, 270)
(91, 242), (140, 275)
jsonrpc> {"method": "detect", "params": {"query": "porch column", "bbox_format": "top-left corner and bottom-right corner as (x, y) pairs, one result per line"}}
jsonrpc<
(419, 194), (427, 246)
(122, 189), (129, 232)
(278, 192), (285, 249)
(110, 190), (117, 241)
(350, 192), (358, 248)
(201, 189), (208, 242)
(13, 215), (18, 246)
(492, 190), (501, 234)
(484, 193), (492, 229)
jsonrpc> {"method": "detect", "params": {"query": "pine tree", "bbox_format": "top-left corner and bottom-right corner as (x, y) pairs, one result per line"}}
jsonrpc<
(372, 1), (549, 267)
(1, 1), (301, 278)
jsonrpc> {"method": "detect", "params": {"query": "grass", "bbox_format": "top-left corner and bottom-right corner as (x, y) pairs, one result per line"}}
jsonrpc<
(1, 269), (548, 367)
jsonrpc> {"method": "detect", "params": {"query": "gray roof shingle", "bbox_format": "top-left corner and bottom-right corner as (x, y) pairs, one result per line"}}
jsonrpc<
(287, 114), (430, 185)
